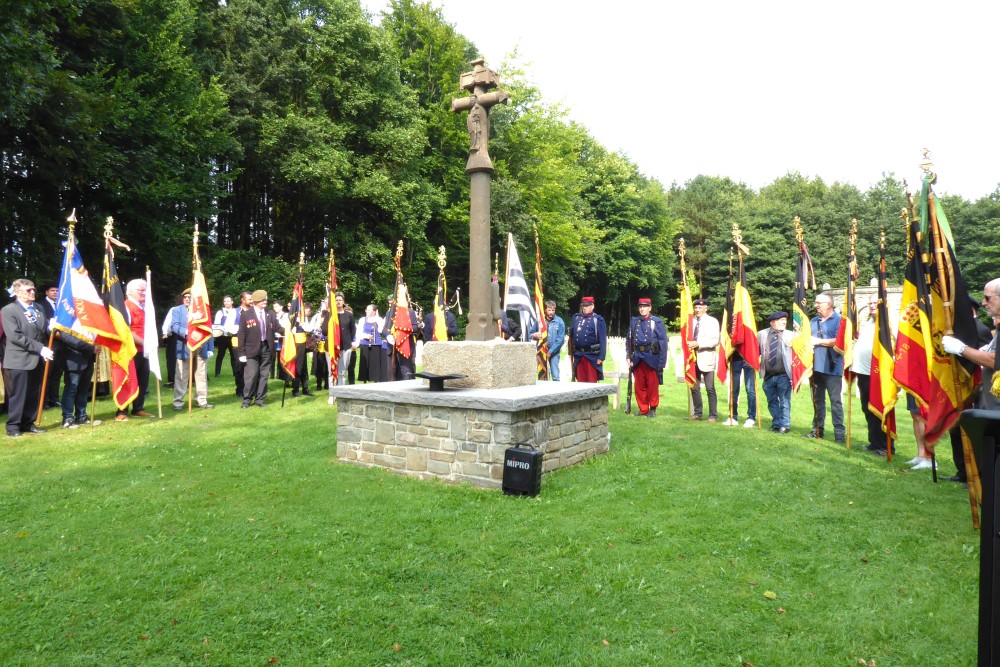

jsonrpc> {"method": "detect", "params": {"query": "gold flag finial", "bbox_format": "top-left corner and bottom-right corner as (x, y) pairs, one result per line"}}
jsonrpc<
(67, 209), (77, 237)
(299, 251), (305, 267)
(849, 218), (858, 253)
(437, 245), (447, 270)
(793, 216), (803, 244)
(104, 216), (114, 239)
(732, 223), (750, 257)
(920, 148), (933, 174)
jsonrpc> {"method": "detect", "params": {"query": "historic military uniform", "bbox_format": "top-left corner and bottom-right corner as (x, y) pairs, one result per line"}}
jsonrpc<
(570, 296), (607, 382)
(627, 297), (667, 416)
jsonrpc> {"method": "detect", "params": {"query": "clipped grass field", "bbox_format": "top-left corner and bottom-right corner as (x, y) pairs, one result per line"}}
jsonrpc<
(0, 363), (980, 666)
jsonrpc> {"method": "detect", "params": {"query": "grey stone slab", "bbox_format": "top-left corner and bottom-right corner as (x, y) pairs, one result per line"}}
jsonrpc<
(331, 379), (614, 411)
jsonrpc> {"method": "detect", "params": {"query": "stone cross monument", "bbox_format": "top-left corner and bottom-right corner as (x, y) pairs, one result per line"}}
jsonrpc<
(451, 58), (509, 341)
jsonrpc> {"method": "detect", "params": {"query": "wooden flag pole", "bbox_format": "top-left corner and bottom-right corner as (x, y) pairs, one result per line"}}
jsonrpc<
(149, 265), (162, 419)
(36, 212), (78, 426)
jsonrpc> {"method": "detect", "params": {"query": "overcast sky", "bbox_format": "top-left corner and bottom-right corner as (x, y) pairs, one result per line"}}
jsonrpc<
(362, 0), (998, 200)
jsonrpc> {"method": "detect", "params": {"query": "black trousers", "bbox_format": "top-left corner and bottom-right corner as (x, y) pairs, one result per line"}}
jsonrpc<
(215, 334), (234, 376)
(243, 346), (272, 403)
(5, 366), (44, 433)
(690, 369), (718, 418)
(292, 346), (311, 393)
(856, 373), (888, 450)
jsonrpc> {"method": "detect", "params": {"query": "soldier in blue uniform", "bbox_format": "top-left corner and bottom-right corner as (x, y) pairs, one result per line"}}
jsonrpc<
(626, 297), (667, 416)
(570, 296), (607, 382)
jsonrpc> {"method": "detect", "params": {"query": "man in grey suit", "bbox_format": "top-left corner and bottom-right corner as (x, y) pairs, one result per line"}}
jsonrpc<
(757, 311), (795, 433)
(2, 279), (55, 436)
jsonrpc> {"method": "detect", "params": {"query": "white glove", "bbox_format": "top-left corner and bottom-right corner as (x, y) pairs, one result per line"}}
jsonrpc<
(941, 335), (966, 356)
(386, 334), (395, 346)
(239, 356), (247, 363)
(206, 351), (214, 358)
(40, 346), (55, 362)
(49, 317), (58, 330)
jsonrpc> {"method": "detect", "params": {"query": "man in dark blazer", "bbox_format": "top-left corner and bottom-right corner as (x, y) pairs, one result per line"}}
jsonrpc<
(237, 289), (279, 408)
(2, 279), (55, 436)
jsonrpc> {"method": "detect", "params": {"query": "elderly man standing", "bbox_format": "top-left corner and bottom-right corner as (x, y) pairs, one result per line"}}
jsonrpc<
(570, 296), (607, 383)
(687, 297), (720, 422)
(758, 311), (795, 433)
(170, 290), (215, 411)
(116, 278), (152, 421)
(237, 290), (279, 408)
(2, 279), (54, 436)
(805, 292), (845, 443)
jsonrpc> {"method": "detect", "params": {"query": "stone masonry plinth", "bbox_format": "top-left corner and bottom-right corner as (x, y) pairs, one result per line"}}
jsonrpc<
(331, 380), (615, 488)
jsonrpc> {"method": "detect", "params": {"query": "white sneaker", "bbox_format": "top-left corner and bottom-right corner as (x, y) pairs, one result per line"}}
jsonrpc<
(743, 418), (755, 428)
(906, 456), (924, 466)
(911, 458), (934, 471)
(722, 418), (738, 426)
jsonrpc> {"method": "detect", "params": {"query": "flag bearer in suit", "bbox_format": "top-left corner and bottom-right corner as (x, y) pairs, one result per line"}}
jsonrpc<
(237, 290), (279, 408)
(626, 297), (667, 417)
(687, 297), (720, 421)
(2, 279), (54, 436)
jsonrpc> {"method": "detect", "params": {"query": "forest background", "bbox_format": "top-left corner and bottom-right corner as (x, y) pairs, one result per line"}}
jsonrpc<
(3, 0), (999, 335)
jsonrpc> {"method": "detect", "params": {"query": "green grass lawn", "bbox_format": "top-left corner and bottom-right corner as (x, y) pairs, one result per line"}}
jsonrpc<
(0, 364), (980, 666)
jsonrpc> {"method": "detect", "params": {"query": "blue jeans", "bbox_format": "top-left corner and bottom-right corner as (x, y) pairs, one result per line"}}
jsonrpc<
(762, 373), (791, 429)
(730, 358), (757, 420)
(61, 364), (94, 421)
(549, 353), (561, 381)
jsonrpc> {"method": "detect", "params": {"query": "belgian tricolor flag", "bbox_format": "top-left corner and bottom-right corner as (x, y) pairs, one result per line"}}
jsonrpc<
(101, 236), (139, 410)
(730, 258), (760, 372)
(868, 229), (897, 459)
(791, 227), (814, 393)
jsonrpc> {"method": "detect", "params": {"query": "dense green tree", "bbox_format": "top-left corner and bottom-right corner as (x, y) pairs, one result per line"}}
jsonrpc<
(1, 0), (235, 297)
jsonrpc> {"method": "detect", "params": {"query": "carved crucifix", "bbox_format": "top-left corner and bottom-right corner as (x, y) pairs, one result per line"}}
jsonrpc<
(451, 58), (509, 341)
(451, 58), (509, 174)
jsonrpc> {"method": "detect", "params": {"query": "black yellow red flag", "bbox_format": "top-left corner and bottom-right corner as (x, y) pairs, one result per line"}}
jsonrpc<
(101, 222), (139, 410)
(868, 229), (897, 459)
(791, 218), (815, 392)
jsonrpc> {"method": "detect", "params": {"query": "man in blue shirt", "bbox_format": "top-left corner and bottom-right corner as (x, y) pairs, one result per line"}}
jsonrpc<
(804, 292), (845, 443)
(529, 300), (566, 381)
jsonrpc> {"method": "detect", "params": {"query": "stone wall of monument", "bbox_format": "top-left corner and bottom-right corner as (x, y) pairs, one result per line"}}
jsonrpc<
(336, 396), (610, 488)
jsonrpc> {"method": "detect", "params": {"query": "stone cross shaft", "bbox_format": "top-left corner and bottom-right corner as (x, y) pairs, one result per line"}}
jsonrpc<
(451, 58), (509, 341)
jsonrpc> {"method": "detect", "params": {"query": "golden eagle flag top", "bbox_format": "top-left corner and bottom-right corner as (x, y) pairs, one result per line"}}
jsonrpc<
(390, 241), (414, 360)
(716, 250), (734, 385)
(431, 248), (449, 342)
(834, 219), (859, 381)
(533, 227), (548, 380)
(327, 250), (341, 383)
(281, 260), (304, 380)
(678, 239), (697, 388)
(918, 172), (980, 445)
(730, 238), (760, 373)
(791, 217), (815, 392)
(101, 218), (139, 410)
(868, 228), (898, 460)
